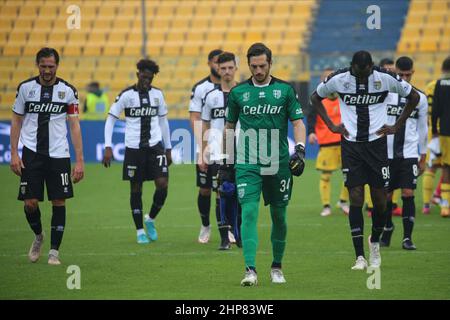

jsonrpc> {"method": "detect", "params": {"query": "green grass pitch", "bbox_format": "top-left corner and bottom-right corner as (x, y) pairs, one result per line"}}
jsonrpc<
(0, 161), (449, 299)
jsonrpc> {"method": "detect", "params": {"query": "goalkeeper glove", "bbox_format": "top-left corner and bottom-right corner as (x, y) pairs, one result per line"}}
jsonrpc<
(289, 143), (305, 177)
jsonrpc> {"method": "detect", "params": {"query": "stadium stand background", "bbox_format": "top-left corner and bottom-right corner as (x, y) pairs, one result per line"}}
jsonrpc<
(0, 0), (448, 120)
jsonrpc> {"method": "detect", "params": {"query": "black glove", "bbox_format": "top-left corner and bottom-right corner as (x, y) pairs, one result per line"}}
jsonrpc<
(289, 143), (305, 177)
(218, 163), (235, 185)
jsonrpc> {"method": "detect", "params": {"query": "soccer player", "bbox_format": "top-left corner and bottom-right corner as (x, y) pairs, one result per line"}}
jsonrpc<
(423, 57), (450, 215)
(103, 59), (172, 244)
(431, 56), (450, 217)
(10, 47), (84, 265)
(221, 43), (306, 286)
(380, 56), (428, 250)
(310, 50), (420, 270)
(379, 58), (402, 216)
(307, 68), (349, 216)
(200, 52), (239, 250)
(189, 49), (223, 244)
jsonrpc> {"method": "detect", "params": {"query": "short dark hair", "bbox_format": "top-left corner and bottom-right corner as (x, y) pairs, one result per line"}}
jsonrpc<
(36, 47), (59, 65)
(217, 52), (236, 65)
(351, 50), (373, 69)
(208, 49), (223, 61)
(247, 43), (272, 64)
(442, 56), (450, 72)
(379, 58), (394, 68)
(396, 56), (414, 71)
(136, 59), (159, 74)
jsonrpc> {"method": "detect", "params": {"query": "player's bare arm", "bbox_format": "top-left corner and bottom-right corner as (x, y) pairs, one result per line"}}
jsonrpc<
(310, 91), (349, 137)
(9, 112), (25, 176)
(68, 116), (84, 183)
(190, 111), (203, 164)
(199, 119), (210, 172)
(377, 88), (420, 136)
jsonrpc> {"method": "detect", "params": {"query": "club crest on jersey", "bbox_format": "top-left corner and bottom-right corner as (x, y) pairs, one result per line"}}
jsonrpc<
(43, 92), (51, 99)
(273, 90), (281, 99)
(142, 98), (148, 104)
(344, 82), (350, 89)
(243, 92), (250, 102)
(153, 98), (160, 106)
(58, 91), (66, 99)
(374, 81), (381, 90)
(27, 90), (36, 98)
(21, 185), (26, 195)
(259, 91), (266, 98)
(238, 188), (245, 198)
(128, 170), (135, 178)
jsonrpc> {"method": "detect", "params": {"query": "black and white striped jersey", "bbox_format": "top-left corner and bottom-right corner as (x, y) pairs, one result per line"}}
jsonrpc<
(12, 77), (79, 158)
(316, 67), (413, 142)
(385, 89), (428, 159)
(188, 76), (217, 113)
(201, 87), (228, 161)
(108, 85), (168, 149)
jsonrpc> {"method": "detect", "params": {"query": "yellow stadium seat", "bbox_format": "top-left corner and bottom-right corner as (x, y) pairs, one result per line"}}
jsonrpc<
(38, 5), (59, 19)
(63, 46), (82, 57)
(248, 19), (270, 30)
(176, 5), (194, 16)
(418, 40), (438, 52)
(206, 32), (224, 43)
(67, 32), (87, 45)
(156, 6), (175, 16)
(166, 32), (185, 43)
(229, 17), (248, 29)
(273, 3), (290, 16)
(7, 31), (27, 44)
(47, 31), (67, 46)
(0, 5), (19, 16)
(23, 43), (45, 56)
(112, 19), (132, 31)
(195, 3), (215, 17)
(191, 17), (210, 30)
(409, 0), (429, 12)
(92, 18), (112, 30)
(28, 31), (48, 44)
(215, 2), (234, 16)
(234, 3), (254, 16)
(123, 45), (141, 56)
(83, 45), (103, 56)
(98, 5), (117, 17)
(151, 18), (171, 31)
(186, 32), (204, 42)
(3, 45), (22, 56)
(172, 19), (191, 30)
(162, 44), (182, 56)
(245, 31), (264, 43)
(226, 31), (244, 42)
(18, 5), (38, 17)
(182, 44), (202, 56)
(89, 33), (107, 44)
(253, 2), (273, 16)
(103, 45), (123, 56)
(14, 19), (33, 30)
(108, 32), (127, 44)
(33, 20), (53, 32)
(430, 1), (449, 12)
(147, 44), (162, 56)
(279, 43), (299, 55)
(0, 19), (13, 32)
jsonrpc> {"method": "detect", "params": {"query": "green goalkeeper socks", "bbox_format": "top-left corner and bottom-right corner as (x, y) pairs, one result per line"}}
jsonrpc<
(270, 205), (287, 265)
(241, 201), (260, 269)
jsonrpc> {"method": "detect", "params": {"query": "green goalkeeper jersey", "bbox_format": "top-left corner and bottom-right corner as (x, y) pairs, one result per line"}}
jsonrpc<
(226, 77), (304, 167)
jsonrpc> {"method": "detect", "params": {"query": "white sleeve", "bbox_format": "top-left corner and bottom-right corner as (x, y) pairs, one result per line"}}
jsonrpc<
(12, 84), (26, 115)
(417, 93), (428, 155)
(188, 86), (204, 113)
(201, 97), (211, 121)
(108, 92), (126, 118)
(385, 73), (412, 97)
(104, 114), (117, 148)
(316, 76), (337, 99)
(158, 91), (168, 116)
(158, 115), (172, 149)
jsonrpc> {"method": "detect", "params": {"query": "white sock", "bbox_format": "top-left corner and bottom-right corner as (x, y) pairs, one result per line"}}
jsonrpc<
(137, 229), (145, 236)
(145, 215), (154, 222)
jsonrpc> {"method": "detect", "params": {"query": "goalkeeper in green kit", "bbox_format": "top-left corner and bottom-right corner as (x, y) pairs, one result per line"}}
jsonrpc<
(220, 43), (306, 286)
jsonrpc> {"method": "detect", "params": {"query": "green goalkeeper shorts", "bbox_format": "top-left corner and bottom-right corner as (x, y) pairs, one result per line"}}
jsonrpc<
(235, 164), (293, 207)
